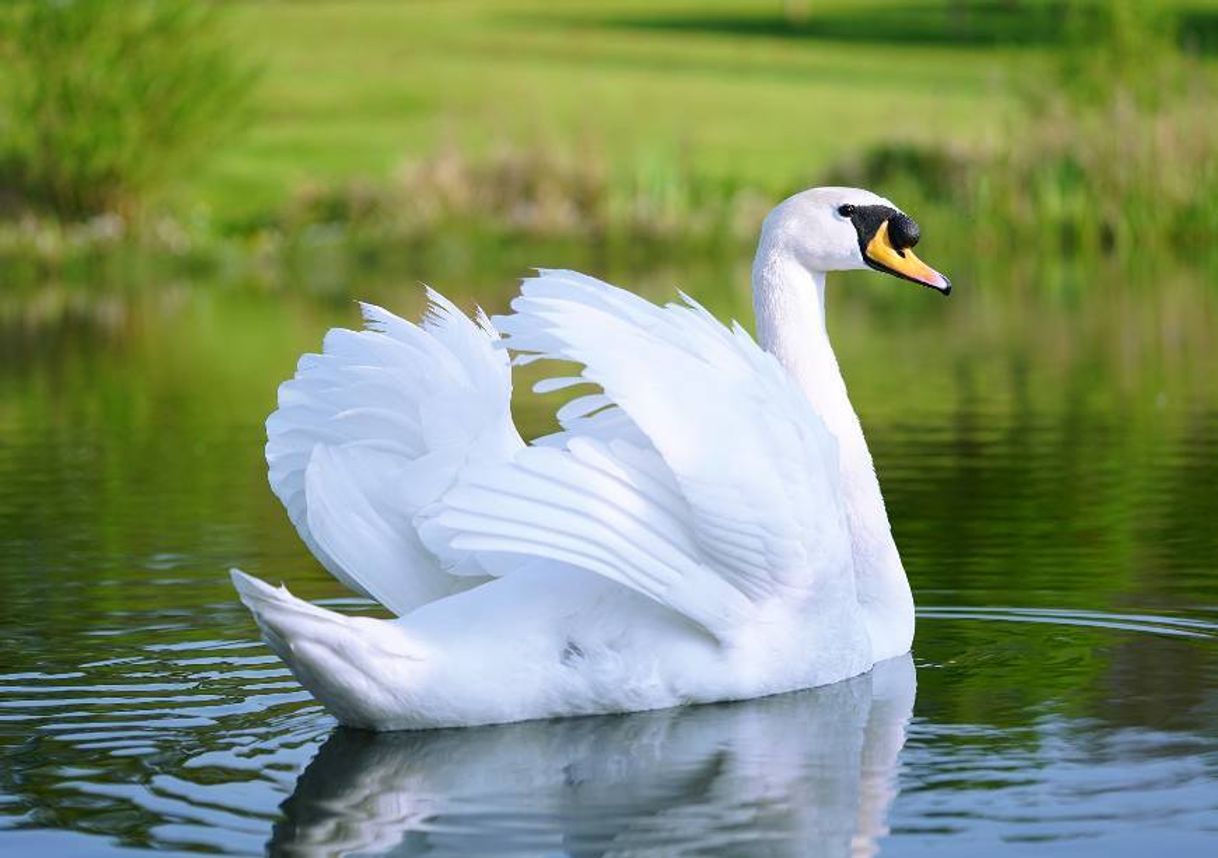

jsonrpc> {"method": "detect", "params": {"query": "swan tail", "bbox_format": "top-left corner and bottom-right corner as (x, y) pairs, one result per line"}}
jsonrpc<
(230, 568), (348, 658)
(230, 569), (419, 728)
(266, 290), (522, 616)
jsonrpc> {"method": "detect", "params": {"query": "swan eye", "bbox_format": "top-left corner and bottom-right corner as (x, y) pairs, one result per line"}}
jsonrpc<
(837, 204), (856, 218)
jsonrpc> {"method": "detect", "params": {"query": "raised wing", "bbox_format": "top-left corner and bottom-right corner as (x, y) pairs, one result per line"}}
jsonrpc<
(266, 291), (522, 616)
(421, 270), (855, 639)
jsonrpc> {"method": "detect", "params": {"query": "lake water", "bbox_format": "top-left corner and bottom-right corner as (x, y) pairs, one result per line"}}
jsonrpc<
(1, 254), (1217, 856)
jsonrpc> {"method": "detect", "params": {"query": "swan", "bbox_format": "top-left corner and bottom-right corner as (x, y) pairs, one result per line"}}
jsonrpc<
(232, 186), (950, 731)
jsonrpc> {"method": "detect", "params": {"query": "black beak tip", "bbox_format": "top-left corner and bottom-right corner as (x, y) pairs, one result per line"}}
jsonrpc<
(941, 280), (952, 296)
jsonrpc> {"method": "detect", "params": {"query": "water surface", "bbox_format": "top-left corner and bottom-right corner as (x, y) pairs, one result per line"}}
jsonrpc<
(1, 259), (1216, 855)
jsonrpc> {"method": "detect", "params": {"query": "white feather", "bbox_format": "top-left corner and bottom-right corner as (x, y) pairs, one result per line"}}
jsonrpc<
(459, 269), (856, 613)
(265, 293), (520, 616)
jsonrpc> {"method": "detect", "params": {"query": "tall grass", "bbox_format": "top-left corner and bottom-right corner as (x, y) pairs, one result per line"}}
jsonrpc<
(0, 0), (254, 219)
(975, 97), (1217, 254)
(829, 94), (1218, 257)
(282, 145), (771, 245)
(1053, 0), (1181, 110)
(831, 0), (1218, 257)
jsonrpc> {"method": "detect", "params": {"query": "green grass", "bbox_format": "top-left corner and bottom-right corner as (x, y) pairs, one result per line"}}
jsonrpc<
(196, 0), (1049, 224)
(6, 0), (1218, 262)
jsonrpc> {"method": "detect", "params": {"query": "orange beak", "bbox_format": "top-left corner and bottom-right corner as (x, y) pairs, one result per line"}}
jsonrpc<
(865, 220), (951, 294)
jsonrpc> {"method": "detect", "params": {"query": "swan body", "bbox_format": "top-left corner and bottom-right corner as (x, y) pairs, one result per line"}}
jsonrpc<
(233, 186), (950, 731)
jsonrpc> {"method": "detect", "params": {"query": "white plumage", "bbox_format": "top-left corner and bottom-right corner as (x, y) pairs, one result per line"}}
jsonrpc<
(233, 186), (950, 730)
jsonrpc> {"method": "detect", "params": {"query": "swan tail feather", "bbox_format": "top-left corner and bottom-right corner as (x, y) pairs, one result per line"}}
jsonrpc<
(230, 569), (351, 660)
(229, 569), (418, 728)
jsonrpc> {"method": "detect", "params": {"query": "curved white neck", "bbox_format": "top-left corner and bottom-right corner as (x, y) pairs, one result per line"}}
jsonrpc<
(751, 246), (913, 661)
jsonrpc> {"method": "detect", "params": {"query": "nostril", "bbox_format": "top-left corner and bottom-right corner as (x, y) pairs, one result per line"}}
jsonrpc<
(889, 214), (920, 249)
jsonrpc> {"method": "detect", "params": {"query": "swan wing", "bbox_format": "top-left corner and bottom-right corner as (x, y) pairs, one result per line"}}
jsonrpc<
(266, 290), (522, 616)
(421, 270), (853, 639)
(421, 435), (755, 636)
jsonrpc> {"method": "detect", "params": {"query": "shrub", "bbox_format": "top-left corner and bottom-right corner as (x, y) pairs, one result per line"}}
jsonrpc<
(0, 0), (255, 219)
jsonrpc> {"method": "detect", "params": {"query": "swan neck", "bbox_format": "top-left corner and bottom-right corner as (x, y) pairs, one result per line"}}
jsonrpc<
(751, 244), (913, 661)
(749, 251), (852, 465)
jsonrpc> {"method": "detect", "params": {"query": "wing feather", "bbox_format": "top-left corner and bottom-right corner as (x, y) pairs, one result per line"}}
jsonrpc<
(266, 292), (522, 615)
(425, 269), (855, 636)
(419, 439), (752, 637)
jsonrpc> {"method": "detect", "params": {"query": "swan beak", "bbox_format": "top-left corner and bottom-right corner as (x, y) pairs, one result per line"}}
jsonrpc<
(865, 220), (952, 295)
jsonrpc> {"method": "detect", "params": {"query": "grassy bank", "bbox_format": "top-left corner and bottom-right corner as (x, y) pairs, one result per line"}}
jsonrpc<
(198, 0), (1027, 225)
(3, 0), (1218, 279)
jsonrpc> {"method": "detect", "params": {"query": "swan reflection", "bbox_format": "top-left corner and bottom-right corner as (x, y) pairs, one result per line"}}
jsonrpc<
(272, 655), (915, 857)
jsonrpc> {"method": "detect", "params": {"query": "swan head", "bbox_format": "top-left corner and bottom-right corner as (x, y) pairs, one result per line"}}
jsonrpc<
(759, 187), (951, 294)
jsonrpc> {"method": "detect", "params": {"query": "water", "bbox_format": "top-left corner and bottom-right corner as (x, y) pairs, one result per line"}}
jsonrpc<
(1, 260), (1217, 856)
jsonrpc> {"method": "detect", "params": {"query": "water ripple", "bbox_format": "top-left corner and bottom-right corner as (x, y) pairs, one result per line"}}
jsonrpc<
(918, 606), (1218, 639)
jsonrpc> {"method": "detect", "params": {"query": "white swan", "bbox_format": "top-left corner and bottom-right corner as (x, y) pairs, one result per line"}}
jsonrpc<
(232, 186), (950, 731)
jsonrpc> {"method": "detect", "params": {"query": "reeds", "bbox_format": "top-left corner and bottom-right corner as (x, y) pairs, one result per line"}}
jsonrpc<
(827, 90), (1218, 259)
(282, 145), (771, 245)
(283, 81), (1218, 262)
(829, 0), (1218, 260)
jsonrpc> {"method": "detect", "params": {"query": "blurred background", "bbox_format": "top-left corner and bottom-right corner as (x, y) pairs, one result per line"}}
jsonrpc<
(5, 0), (1218, 271)
(1, 2), (1217, 855)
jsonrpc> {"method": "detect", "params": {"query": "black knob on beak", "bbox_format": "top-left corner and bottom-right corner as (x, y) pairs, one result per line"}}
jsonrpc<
(888, 213), (920, 250)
